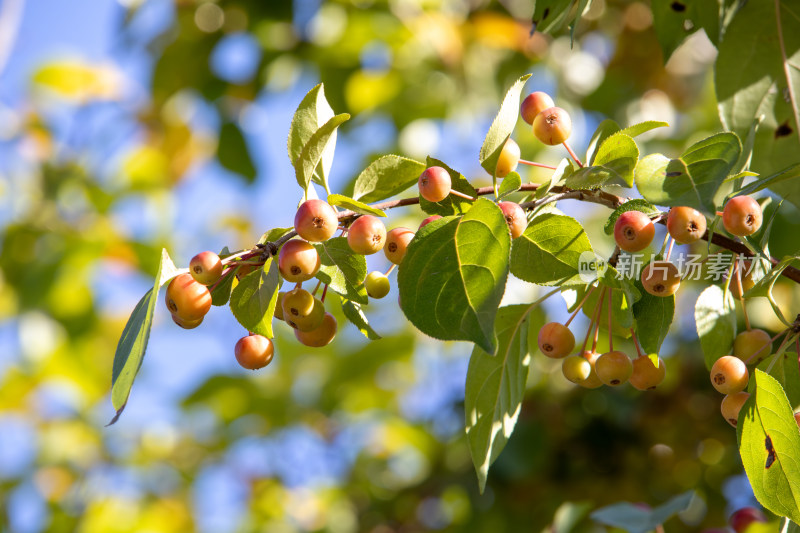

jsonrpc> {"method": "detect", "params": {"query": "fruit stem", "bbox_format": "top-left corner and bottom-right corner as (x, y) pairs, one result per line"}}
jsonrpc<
(607, 288), (613, 352)
(208, 267), (234, 292)
(630, 328), (645, 358)
(565, 284), (597, 327)
(518, 159), (557, 170)
(221, 248), (257, 264)
(716, 211), (724, 217)
(665, 238), (675, 262)
(744, 328), (789, 364)
(735, 255), (752, 330)
(320, 283), (329, 303)
(562, 141), (583, 168)
(450, 189), (477, 202)
(591, 289), (606, 353)
(311, 280), (322, 296)
(385, 264), (397, 276)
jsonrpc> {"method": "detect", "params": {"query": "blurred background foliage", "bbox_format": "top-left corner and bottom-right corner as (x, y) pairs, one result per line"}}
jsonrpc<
(0, 0), (799, 531)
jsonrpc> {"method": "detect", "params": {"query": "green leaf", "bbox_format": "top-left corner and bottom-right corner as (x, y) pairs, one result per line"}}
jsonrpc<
(716, 0), (800, 200)
(534, 158), (574, 199)
(758, 353), (800, 410)
(635, 133), (742, 212)
(465, 304), (539, 492)
(479, 74), (531, 177)
(497, 171), (522, 199)
(341, 299), (381, 340)
(288, 84), (337, 188)
(218, 122), (256, 183)
(738, 370), (800, 524)
(591, 132), (639, 186)
(650, 0), (716, 62)
(229, 257), (281, 338)
(314, 237), (368, 305)
(565, 166), (619, 190)
(510, 213), (593, 287)
(210, 269), (236, 307)
(619, 121), (670, 139)
(591, 491), (695, 533)
(551, 501), (593, 533)
(294, 113), (350, 193)
(398, 199), (510, 353)
(695, 285), (736, 369)
(327, 193), (386, 217)
(586, 119), (621, 166)
(532, 0), (581, 34)
(110, 249), (178, 424)
(633, 281), (674, 354)
(419, 157), (477, 216)
(734, 163), (800, 200)
(352, 155), (427, 203)
(258, 227), (293, 245)
(603, 199), (661, 235)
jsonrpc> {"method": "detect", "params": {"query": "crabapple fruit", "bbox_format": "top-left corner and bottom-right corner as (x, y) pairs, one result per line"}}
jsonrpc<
(614, 211), (655, 253)
(294, 199), (338, 242)
(733, 329), (771, 362)
(165, 273), (212, 321)
(418, 166), (451, 203)
(294, 312), (337, 347)
(533, 106), (572, 145)
(721, 391), (750, 428)
(365, 271), (391, 299)
(520, 91), (555, 125)
(722, 196), (763, 237)
(729, 507), (767, 533)
(666, 206), (706, 244)
(419, 215), (442, 229)
(347, 215), (387, 255)
(281, 287), (315, 319)
(562, 355), (592, 384)
(384, 227), (415, 264)
(498, 201), (526, 239)
(577, 351), (604, 389)
(278, 239), (321, 282)
(537, 322), (575, 359)
(495, 138), (520, 178)
(710, 355), (749, 394)
(189, 251), (223, 285)
(595, 350), (633, 386)
(641, 261), (681, 297)
(171, 314), (203, 329)
(234, 334), (274, 370)
(285, 298), (325, 332)
(629, 356), (666, 391)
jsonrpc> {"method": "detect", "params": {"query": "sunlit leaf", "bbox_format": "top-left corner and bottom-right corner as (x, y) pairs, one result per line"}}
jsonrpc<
(229, 257), (282, 338)
(479, 74), (530, 177)
(695, 285), (736, 369)
(110, 249), (178, 424)
(314, 237), (368, 305)
(398, 199), (509, 353)
(738, 370), (800, 523)
(294, 113), (350, 194)
(603, 199), (661, 235)
(327, 193), (386, 217)
(352, 155), (427, 203)
(341, 299), (381, 340)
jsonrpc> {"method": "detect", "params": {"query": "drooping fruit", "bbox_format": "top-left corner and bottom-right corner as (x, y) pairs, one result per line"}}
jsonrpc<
(720, 391), (750, 428)
(614, 211), (655, 253)
(722, 196), (763, 237)
(595, 351), (633, 386)
(641, 261), (681, 297)
(498, 201), (526, 239)
(666, 206), (706, 244)
(733, 329), (771, 362)
(294, 312), (338, 347)
(418, 166), (452, 203)
(278, 239), (321, 282)
(347, 215), (387, 255)
(189, 251), (224, 285)
(365, 271), (391, 299)
(384, 227), (415, 264)
(533, 106), (572, 145)
(165, 273), (212, 321)
(537, 322), (575, 359)
(234, 334), (275, 370)
(710, 355), (749, 395)
(495, 138), (520, 178)
(629, 355), (666, 391)
(520, 91), (555, 125)
(294, 199), (338, 242)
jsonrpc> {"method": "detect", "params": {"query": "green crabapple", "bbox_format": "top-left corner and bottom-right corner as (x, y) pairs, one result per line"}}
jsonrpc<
(562, 355), (592, 384)
(365, 271), (391, 299)
(294, 199), (338, 242)
(285, 298), (325, 332)
(613, 210), (655, 253)
(281, 287), (315, 319)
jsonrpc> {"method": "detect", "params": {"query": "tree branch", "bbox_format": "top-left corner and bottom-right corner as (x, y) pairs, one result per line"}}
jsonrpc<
(297, 183), (800, 284)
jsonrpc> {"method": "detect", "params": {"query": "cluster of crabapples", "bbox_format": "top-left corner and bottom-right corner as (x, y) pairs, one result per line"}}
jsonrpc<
(538, 188), (767, 416)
